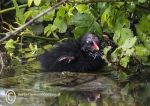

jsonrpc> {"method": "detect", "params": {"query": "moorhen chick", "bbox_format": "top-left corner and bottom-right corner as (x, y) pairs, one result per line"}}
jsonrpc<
(39, 33), (105, 72)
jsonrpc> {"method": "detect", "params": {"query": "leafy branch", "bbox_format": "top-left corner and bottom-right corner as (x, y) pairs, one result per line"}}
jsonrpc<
(0, 0), (68, 43)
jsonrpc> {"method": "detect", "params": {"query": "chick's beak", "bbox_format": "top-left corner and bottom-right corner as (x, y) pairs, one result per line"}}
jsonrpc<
(92, 41), (99, 51)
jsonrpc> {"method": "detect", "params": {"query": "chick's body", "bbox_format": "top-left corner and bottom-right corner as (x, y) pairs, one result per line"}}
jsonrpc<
(39, 33), (105, 72)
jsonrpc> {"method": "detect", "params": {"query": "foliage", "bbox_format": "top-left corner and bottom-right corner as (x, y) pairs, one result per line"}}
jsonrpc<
(0, 0), (150, 73)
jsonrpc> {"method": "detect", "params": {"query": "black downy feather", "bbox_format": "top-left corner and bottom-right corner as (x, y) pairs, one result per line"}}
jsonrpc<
(39, 33), (105, 72)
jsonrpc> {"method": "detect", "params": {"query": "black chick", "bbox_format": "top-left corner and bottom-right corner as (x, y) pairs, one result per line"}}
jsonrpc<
(39, 33), (105, 72)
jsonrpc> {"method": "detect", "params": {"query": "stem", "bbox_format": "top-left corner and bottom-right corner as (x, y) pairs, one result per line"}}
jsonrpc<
(0, 4), (27, 14)
(0, 33), (6, 35)
(69, 0), (123, 4)
(23, 35), (59, 41)
(0, 32), (59, 41)
(0, 0), (68, 43)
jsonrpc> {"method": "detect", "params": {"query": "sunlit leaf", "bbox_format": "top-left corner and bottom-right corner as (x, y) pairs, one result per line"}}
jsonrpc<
(101, 7), (110, 27)
(75, 4), (88, 13)
(59, 20), (67, 33)
(135, 46), (150, 57)
(24, 10), (33, 22)
(5, 39), (16, 49)
(120, 56), (130, 68)
(34, 0), (41, 6)
(122, 37), (137, 49)
(57, 6), (66, 18)
(51, 25), (57, 32)
(114, 18), (130, 31)
(111, 47), (122, 62)
(28, 0), (33, 7)
(12, 0), (24, 24)
(29, 43), (34, 51)
(43, 9), (55, 21)
(136, 15), (150, 50)
(125, 48), (134, 56)
(53, 18), (67, 33)
(103, 46), (112, 55)
(44, 24), (52, 35)
(138, 0), (146, 3)
(114, 28), (134, 45)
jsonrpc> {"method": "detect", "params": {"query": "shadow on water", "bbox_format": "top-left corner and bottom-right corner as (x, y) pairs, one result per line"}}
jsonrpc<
(0, 61), (150, 106)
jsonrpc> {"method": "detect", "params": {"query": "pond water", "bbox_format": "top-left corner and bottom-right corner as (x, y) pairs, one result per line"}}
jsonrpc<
(0, 61), (150, 106)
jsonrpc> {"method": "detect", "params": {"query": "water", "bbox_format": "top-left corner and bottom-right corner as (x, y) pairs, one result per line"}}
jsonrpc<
(0, 61), (150, 106)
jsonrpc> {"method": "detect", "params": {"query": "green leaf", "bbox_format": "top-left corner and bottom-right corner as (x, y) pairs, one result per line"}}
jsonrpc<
(122, 37), (137, 49)
(137, 15), (150, 34)
(44, 24), (58, 37)
(59, 20), (67, 33)
(12, 0), (24, 24)
(93, 21), (102, 34)
(29, 43), (34, 51)
(71, 13), (102, 37)
(120, 56), (130, 68)
(111, 47), (122, 62)
(43, 9), (55, 21)
(5, 39), (16, 49)
(24, 10), (33, 22)
(53, 18), (67, 33)
(125, 48), (134, 56)
(113, 29), (121, 44)
(135, 46), (150, 57)
(43, 44), (52, 50)
(137, 15), (150, 50)
(71, 13), (93, 26)
(114, 18), (130, 31)
(139, 33), (150, 50)
(44, 24), (52, 36)
(28, 0), (33, 7)
(101, 7), (110, 27)
(75, 4), (88, 13)
(138, 0), (146, 3)
(57, 6), (66, 18)
(34, 0), (41, 6)
(30, 24), (44, 35)
(114, 28), (134, 45)
(103, 46), (112, 55)
(46, 31), (52, 37)
(29, 7), (39, 17)
(29, 43), (37, 54)
(4, 39), (18, 57)
(73, 27), (88, 38)
(118, 71), (128, 81)
(51, 25), (57, 32)
(103, 46), (112, 65)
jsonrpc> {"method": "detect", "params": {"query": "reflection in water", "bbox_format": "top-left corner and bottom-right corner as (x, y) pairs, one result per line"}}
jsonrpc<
(0, 69), (150, 106)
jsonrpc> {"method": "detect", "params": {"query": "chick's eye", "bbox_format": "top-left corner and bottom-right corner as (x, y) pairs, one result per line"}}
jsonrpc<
(86, 40), (93, 45)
